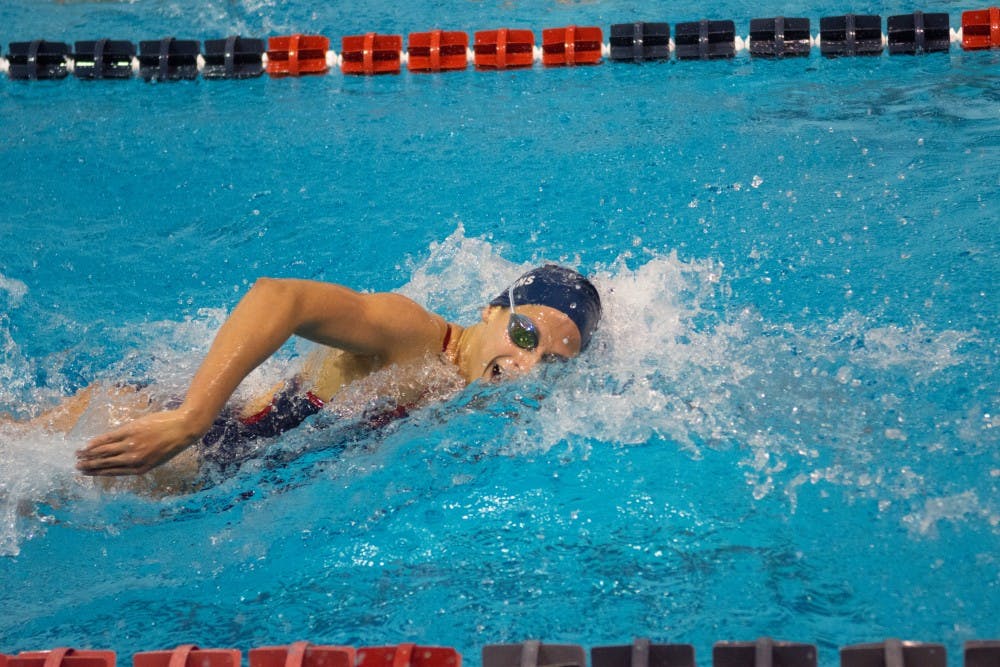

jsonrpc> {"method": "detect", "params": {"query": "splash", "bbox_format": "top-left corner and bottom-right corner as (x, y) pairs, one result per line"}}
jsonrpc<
(0, 229), (992, 555)
(0, 424), (88, 556)
(0, 275), (27, 307)
(469, 242), (990, 532)
(497, 250), (738, 453)
(399, 224), (522, 323)
(0, 305), (304, 556)
(902, 491), (1000, 539)
(0, 274), (32, 414)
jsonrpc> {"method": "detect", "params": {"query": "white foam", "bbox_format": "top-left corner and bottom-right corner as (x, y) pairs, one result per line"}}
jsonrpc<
(0, 425), (91, 556)
(902, 491), (999, 538)
(0, 275), (28, 307)
(0, 277), (36, 417)
(842, 316), (976, 375)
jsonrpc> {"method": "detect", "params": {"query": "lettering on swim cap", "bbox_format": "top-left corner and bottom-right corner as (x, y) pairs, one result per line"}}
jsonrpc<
(489, 264), (602, 350)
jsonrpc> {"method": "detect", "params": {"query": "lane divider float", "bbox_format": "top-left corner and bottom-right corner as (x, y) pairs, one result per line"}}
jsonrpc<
(1, 8), (998, 81)
(2, 640), (1000, 667)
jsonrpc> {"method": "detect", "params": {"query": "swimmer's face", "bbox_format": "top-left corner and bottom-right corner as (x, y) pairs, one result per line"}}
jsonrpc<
(472, 305), (582, 383)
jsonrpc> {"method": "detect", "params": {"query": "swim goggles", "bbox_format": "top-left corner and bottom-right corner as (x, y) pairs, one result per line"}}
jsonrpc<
(506, 284), (540, 351)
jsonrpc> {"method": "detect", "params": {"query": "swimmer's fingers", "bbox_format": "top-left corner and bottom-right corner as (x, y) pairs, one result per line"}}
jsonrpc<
(76, 434), (156, 476)
(85, 467), (148, 476)
(76, 428), (132, 463)
(76, 411), (201, 476)
(76, 455), (150, 476)
(79, 426), (131, 450)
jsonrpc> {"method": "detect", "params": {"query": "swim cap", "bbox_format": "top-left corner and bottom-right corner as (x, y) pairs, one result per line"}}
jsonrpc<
(489, 264), (602, 350)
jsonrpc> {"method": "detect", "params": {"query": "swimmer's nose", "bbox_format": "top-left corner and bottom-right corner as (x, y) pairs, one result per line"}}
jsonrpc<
(511, 344), (544, 369)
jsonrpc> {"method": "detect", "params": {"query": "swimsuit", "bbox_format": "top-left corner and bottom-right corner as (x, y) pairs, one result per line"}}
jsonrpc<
(199, 323), (454, 469)
(199, 377), (326, 468)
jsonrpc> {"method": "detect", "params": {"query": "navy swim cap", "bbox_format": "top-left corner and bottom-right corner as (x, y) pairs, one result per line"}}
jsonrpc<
(489, 264), (602, 350)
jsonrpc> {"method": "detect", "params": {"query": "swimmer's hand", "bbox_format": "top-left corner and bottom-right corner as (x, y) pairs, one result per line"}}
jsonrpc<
(76, 410), (205, 476)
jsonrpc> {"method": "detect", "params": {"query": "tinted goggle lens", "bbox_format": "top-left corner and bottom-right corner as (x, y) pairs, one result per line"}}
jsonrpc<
(507, 313), (539, 351)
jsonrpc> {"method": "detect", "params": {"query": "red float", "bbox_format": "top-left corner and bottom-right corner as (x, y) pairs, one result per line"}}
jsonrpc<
(408, 30), (468, 72)
(961, 7), (1000, 49)
(341, 33), (403, 75)
(8, 649), (115, 667)
(134, 645), (239, 667)
(542, 26), (603, 66)
(357, 644), (461, 667)
(473, 29), (535, 69)
(250, 642), (354, 667)
(267, 34), (330, 76)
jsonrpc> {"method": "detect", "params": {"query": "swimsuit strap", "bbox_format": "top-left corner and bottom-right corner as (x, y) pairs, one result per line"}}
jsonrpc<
(442, 322), (453, 353)
(239, 376), (322, 427)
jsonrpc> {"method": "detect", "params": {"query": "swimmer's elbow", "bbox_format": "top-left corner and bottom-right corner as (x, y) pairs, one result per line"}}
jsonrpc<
(249, 277), (293, 300)
(246, 277), (303, 315)
(250, 276), (283, 292)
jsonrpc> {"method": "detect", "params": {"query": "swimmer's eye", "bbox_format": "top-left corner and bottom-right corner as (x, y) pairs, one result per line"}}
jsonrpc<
(490, 363), (504, 381)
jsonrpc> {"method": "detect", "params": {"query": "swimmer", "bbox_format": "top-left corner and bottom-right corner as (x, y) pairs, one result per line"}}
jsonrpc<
(58, 264), (602, 478)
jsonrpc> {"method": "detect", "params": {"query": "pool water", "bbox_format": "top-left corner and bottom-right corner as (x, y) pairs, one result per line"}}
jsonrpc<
(0, 0), (997, 664)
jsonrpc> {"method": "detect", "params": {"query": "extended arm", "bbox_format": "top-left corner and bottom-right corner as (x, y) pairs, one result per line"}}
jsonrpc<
(76, 278), (444, 476)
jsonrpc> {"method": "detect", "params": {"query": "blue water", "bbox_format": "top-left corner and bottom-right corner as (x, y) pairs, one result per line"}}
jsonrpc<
(1, 1), (998, 665)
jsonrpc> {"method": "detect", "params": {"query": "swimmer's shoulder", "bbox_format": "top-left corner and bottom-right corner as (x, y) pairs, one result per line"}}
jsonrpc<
(359, 292), (452, 362)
